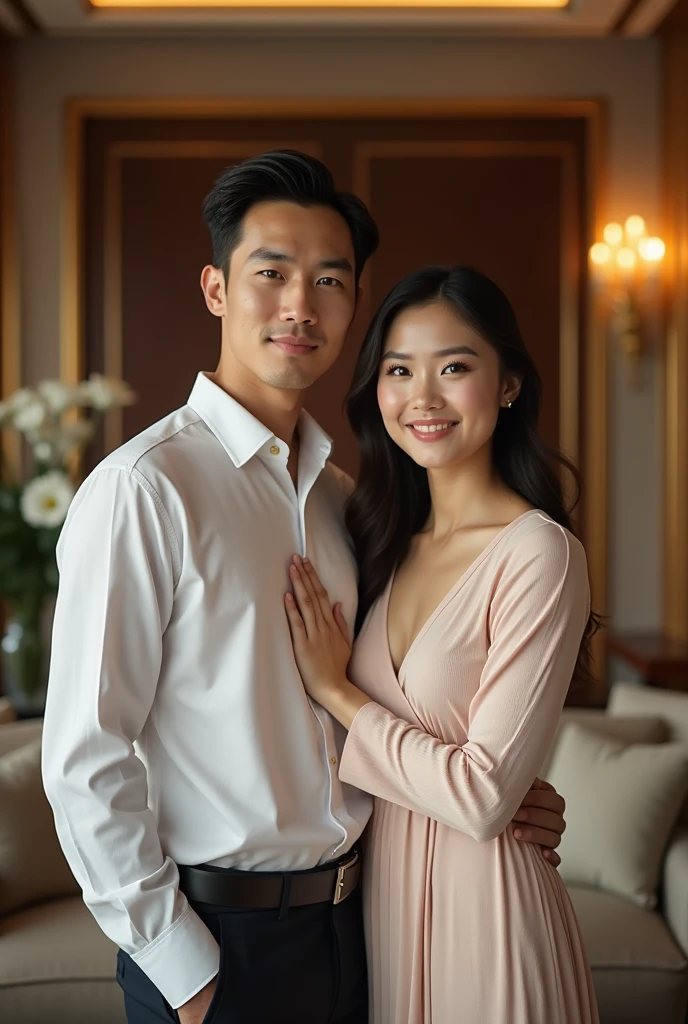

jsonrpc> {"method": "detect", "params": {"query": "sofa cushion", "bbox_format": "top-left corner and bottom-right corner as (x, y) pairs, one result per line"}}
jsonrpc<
(663, 827), (688, 957)
(540, 709), (668, 778)
(0, 895), (124, 1023)
(0, 737), (79, 915)
(569, 885), (687, 970)
(609, 684), (688, 746)
(569, 885), (688, 1024)
(547, 723), (688, 908)
(0, 719), (42, 758)
(609, 684), (688, 824)
(0, 894), (118, 985)
(0, 977), (124, 1024)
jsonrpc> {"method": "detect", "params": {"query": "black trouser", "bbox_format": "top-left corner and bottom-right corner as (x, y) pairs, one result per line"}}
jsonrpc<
(116, 881), (368, 1023)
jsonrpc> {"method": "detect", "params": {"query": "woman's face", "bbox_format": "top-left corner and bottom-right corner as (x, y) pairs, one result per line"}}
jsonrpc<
(376, 301), (518, 472)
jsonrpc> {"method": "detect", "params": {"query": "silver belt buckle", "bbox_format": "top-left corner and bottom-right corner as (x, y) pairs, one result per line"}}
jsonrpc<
(333, 852), (358, 905)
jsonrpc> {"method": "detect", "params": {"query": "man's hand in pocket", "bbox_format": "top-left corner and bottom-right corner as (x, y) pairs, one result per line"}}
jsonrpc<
(177, 977), (217, 1024)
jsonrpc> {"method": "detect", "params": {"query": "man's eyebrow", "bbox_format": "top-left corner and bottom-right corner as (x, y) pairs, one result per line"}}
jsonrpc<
(317, 258), (354, 274)
(246, 249), (353, 274)
(381, 346), (480, 360)
(247, 248), (294, 263)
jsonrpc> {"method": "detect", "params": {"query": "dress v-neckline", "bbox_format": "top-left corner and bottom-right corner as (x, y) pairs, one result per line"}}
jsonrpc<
(384, 509), (543, 678)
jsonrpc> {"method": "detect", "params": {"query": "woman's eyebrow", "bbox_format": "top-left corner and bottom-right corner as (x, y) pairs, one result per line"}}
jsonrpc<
(381, 345), (480, 360)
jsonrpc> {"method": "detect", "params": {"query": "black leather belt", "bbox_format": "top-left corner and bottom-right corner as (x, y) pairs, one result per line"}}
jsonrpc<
(178, 851), (360, 910)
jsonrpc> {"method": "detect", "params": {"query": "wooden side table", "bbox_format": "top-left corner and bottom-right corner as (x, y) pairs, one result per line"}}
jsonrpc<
(607, 631), (688, 690)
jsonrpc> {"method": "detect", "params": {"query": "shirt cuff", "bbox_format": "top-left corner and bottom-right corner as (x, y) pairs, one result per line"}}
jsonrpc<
(131, 903), (220, 1009)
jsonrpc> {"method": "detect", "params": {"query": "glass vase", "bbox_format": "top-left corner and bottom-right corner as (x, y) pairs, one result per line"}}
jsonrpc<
(1, 596), (52, 717)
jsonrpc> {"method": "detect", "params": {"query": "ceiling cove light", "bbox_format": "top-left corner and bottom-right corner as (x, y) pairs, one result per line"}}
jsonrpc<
(90, 0), (569, 9)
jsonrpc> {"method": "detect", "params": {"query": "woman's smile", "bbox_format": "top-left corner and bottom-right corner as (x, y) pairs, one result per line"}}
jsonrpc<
(405, 418), (460, 442)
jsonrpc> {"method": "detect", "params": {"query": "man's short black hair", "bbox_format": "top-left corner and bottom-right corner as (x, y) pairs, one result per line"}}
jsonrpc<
(202, 150), (379, 286)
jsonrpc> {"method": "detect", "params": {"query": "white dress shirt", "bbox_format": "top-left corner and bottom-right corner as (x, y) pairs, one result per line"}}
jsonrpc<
(42, 372), (372, 1009)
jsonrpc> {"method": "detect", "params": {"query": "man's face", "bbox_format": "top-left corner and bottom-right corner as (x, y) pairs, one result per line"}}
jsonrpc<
(202, 201), (358, 393)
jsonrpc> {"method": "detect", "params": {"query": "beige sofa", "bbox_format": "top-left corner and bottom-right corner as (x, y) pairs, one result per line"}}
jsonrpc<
(2, 684), (688, 1023)
(541, 685), (688, 1024)
(0, 718), (125, 1023)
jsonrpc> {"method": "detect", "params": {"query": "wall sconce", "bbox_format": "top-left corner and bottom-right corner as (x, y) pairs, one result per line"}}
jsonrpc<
(588, 215), (665, 371)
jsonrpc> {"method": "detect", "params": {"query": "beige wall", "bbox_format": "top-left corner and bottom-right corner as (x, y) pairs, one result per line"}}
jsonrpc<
(12, 35), (663, 637)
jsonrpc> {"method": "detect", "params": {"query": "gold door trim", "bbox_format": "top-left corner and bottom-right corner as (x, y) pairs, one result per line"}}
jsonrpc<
(65, 97), (601, 121)
(663, 33), (688, 641)
(1, 44), (21, 476)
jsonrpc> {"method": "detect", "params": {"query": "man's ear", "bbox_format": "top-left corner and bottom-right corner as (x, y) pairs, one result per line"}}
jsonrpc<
(200, 265), (227, 318)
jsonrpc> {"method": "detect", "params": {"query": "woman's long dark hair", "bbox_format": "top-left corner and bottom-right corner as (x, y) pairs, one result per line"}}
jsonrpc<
(345, 265), (600, 686)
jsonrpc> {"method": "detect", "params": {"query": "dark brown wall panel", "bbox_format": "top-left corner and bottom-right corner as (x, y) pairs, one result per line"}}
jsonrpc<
(120, 156), (229, 438)
(363, 153), (562, 449)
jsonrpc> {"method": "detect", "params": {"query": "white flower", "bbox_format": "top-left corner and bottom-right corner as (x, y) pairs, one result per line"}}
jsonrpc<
(0, 387), (44, 429)
(13, 399), (46, 433)
(32, 441), (54, 464)
(20, 471), (75, 529)
(37, 379), (79, 414)
(79, 374), (136, 411)
(9, 388), (38, 410)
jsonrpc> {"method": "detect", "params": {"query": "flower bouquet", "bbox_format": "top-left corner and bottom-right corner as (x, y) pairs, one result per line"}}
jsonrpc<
(0, 375), (136, 714)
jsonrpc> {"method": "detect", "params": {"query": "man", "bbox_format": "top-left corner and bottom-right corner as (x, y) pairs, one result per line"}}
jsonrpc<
(43, 151), (568, 1024)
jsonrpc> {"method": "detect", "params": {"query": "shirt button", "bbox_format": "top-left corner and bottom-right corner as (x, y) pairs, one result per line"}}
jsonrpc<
(269, 445), (280, 456)
(330, 756), (337, 765)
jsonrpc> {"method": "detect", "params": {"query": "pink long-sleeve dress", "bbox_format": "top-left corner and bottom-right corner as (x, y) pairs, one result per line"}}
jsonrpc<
(339, 510), (599, 1024)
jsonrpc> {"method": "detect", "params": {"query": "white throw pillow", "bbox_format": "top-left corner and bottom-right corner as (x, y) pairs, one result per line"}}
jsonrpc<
(547, 722), (688, 909)
(540, 711), (668, 778)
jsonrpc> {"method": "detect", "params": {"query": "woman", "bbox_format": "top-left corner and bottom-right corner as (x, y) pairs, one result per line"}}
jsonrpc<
(284, 266), (599, 1023)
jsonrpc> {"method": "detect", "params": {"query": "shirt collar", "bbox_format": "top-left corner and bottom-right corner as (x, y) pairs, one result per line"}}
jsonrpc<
(297, 407), (333, 470)
(187, 372), (333, 469)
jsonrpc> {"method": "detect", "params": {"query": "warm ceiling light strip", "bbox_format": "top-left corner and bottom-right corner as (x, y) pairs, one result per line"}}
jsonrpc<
(90, 0), (569, 9)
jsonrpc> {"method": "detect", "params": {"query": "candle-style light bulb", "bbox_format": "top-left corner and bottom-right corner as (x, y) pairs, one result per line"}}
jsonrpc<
(603, 222), (624, 246)
(589, 243), (611, 265)
(616, 247), (637, 270)
(625, 215), (646, 241)
(638, 236), (666, 262)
